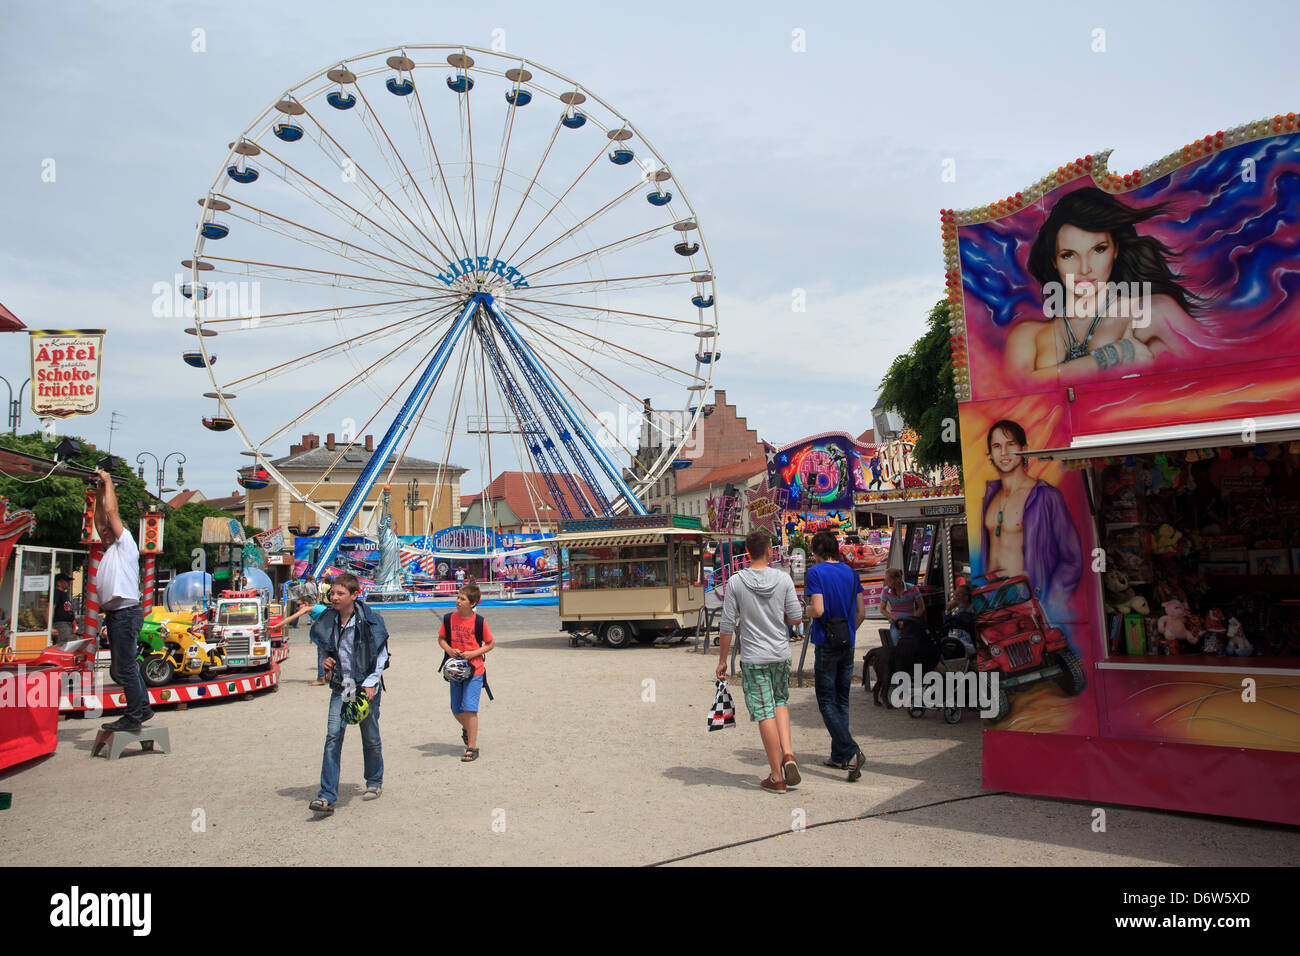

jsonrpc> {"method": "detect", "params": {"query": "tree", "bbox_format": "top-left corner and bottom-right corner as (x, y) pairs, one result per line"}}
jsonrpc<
(877, 299), (962, 469)
(0, 431), (257, 572)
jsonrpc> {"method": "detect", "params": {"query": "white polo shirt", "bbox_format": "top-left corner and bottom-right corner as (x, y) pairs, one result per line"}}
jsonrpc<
(98, 529), (141, 611)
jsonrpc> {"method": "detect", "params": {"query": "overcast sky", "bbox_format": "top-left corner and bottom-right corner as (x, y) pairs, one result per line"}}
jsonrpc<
(2, 0), (1297, 503)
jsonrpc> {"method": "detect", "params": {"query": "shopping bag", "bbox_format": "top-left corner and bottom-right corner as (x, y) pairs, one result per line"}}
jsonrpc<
(707, 678), (736, 731)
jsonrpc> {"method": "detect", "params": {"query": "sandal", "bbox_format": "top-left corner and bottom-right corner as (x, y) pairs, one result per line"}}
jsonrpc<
(308, 799), (334, 814)
(823, 759), (848, 770)
(363, 786), (382, 801)
(310, 679), (327, 686)
(461, 747), (479, 762)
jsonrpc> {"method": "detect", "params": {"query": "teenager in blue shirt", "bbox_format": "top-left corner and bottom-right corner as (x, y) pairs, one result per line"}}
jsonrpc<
(805, 531), (867, 781)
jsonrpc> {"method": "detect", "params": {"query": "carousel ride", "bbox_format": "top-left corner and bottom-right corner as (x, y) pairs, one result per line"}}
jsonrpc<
(181, 45), (719, 599)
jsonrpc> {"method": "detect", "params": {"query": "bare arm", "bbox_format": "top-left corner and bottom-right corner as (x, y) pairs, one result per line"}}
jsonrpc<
(715, 631), (733, 680)
(94, 469), (126, 541)
(854, 592), (866, 631)
(808, 594), (825, 619)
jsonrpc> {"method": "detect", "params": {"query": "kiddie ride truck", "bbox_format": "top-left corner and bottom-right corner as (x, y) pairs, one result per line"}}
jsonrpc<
(207, 589), (273, 670)
(971, 575), (1087, 721)
(136, 617), (227, 687)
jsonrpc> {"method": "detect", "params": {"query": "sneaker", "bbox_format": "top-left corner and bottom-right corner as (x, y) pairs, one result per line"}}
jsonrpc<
(847, 751), (866, 783)
(759, 774), (787, 794)
(138, 709), (156, 724)
(781, 754), (801, 787)
(101, 717), (141, 733)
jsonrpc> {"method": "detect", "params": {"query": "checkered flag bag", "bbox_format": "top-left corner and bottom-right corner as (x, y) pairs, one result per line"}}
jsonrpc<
(708, 679), (736, 731)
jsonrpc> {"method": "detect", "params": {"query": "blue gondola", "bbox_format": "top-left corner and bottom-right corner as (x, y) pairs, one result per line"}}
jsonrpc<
(274, 123), (304, 142)
(562, 110), (587, 129)
(609, 148), (635, 165)
(183, 352), (216, 368)
(506, 88), (532, 107)
(326, 90), (357, 110)
(200, 222), (229, 240)
(181, 283), (210, 300)
(238, 469), (271, 491)
(288, 524), (320, 537)
(202, 417), (234, 432)
(226, 164), (259, 184)
(646, 190), (672, 207)
(446, 74), (473, 94)
(691, 294), (715, 308)
(671, 458), (692, 470)
(696, 351), (720, 364)
(387, 76), (415, 96)
(674, 241), (700, 257)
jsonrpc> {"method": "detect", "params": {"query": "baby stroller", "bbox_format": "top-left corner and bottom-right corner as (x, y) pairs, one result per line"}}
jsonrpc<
(906, 610), (977, 724)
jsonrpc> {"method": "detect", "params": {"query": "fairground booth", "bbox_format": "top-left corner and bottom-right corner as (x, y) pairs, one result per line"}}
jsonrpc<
(947, 115), (1300, 825)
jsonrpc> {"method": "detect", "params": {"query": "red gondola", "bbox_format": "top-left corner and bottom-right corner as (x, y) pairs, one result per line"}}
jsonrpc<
(238, 469), (271, 490)
(202, 417), (234, 432)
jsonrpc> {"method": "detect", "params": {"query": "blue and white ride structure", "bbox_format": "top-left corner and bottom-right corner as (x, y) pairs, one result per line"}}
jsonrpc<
(182, 45), (720, 580)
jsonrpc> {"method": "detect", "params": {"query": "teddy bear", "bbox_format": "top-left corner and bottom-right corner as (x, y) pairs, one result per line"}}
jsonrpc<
(1157, 599), (1196, 655)
(1225, 617), (1253, 656)
(1151, 524), (1184, 556)
(1103, 568), (1146, 615)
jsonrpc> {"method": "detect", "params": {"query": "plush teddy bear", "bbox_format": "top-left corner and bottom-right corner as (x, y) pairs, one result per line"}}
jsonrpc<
(1225, 617), (1253, 656)
(1151, 524), (1184, 556)
(1157, 599), (1194, 655)
(1103, 568), (1147, 615)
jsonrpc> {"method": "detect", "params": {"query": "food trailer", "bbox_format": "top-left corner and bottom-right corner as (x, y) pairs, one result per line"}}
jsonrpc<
(946, 117), (1300, 825)
(554, 515), (709, 647)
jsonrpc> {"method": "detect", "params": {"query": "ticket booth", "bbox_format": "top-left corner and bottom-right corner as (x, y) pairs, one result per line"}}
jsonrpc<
(0, 545), (89, 657)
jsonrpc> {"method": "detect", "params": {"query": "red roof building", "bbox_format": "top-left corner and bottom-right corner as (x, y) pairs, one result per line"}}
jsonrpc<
(167, 489), (206, 509)
(461, 471), (604, 533)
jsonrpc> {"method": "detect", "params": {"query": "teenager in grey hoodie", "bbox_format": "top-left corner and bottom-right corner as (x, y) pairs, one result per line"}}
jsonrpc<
(716, 530), (805, 793)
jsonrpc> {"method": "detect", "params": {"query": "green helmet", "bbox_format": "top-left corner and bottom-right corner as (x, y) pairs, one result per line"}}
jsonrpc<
(343, 695), (370, 725)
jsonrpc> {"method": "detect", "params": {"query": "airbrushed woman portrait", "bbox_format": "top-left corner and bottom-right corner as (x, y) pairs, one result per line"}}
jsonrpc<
(1006, 187), (1206, 385)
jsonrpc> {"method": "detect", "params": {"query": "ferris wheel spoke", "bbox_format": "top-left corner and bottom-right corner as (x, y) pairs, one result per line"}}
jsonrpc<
(200, 255), (440, 297)
(196, 293), (456, 327)
(255, 141), (447, 273)
(461, 73), (480, 260)
(508, 181), (645, 275)
(217, 193), (447, 286)
(503, 301), (704, 384)
(327, 89), (463, 265)
(480, 81), (523, 260)
(516, 271), (697, 297)
(257, 303), (460, 449)
(501, 142), (610, 266)
(220, 307), (454, 389)
(490, 118), (563, 263)
(518, 221), (674, 283)
(506, 295), (710, 330)
(410, 84), (473, 259)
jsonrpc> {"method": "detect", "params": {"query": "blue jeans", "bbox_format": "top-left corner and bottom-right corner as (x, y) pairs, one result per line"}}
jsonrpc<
(814, 644), (859, 764)
(318, 688), (383, 804)
(106, 605), (150, 721)
(314, 641), (327, 680)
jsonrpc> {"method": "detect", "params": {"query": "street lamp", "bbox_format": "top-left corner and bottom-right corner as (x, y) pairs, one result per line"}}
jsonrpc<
(0, 375), (31, 436)
(405, 478), (420, 535)
(136, 451), (187, 507)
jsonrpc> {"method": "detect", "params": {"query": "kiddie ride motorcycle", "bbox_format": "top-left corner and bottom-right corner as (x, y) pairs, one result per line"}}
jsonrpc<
(137, 619), (227, 687)
(971, 575), (1087, 721)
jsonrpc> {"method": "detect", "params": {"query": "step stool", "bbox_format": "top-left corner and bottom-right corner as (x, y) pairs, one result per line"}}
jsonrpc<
(92, 726), (171, 760)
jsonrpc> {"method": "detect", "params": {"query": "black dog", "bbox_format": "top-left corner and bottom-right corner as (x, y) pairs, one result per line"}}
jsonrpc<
(863, 646), (895, 708)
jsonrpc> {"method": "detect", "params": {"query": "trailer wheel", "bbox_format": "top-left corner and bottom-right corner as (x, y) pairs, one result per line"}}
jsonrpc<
(994, 687), (1012, 722)
(601, 622), (633, 649)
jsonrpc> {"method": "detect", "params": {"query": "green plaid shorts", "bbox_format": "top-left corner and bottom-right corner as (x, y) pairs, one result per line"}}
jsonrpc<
(740, 661), (790, 722)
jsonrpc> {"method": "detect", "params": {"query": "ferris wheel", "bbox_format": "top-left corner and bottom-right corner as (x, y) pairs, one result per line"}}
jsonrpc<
(181, 44), (719, 572)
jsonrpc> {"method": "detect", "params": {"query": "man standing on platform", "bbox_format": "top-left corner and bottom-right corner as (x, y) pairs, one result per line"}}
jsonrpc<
(94, 469), (153, 733)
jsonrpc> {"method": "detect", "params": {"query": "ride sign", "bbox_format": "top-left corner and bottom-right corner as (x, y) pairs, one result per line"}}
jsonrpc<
(28, 329), (106, 419)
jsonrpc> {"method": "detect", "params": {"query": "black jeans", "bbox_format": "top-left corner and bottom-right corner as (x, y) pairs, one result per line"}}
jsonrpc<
(106, 604), (150, 721)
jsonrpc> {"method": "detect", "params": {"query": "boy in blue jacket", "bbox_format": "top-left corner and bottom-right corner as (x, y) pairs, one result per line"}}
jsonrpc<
(307, 573), (390, 814)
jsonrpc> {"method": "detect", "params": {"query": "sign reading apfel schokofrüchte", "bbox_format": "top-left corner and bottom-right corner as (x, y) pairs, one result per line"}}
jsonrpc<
(28, 330), (105, 419)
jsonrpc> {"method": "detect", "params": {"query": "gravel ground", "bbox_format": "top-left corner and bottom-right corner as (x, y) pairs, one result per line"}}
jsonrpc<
(2, 606), (1296, 866)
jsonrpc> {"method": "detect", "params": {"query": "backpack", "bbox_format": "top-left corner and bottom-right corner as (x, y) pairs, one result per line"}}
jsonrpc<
(439, 613), (494, 701)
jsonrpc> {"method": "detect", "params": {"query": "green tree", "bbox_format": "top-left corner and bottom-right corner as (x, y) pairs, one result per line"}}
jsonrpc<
(877, 300), (962, 470)
(0, 432), (257, 573)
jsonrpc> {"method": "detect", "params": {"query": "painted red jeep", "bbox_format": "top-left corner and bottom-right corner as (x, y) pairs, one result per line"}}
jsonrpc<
(971, 575), (1087, 720)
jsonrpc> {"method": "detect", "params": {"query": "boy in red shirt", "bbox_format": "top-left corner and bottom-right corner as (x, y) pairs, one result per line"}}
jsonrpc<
(437, 582), (495, 761)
